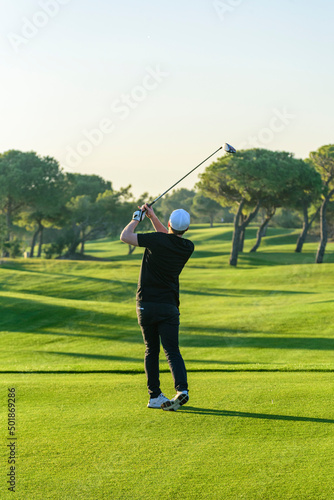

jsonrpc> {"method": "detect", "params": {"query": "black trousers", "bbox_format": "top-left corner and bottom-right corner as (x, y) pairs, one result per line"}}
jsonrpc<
(136, 302), (188, 398)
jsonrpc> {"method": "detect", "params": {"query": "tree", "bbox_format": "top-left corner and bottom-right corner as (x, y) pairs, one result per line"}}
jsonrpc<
(66, 173), (112, 201)
(293, 163), (322, 253)
(250, 159), (322, 253)
(98, 186), (135, 239)
(197, 149), (302, 266)
(60, 186), (135, 258)
(0, 150), (41, 243)
(56, 175), (116, 257)
(309, 145), (334, 263)
(191, 194), (224, 227)
(64, 194), (108, 256)
(18, 156), (68, 257)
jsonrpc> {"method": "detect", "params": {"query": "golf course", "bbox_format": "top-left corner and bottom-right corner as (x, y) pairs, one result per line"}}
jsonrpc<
(1, 224), (333, 499)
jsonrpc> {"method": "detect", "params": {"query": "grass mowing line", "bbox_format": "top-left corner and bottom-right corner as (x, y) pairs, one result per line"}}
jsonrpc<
(1, 367), (333, 374)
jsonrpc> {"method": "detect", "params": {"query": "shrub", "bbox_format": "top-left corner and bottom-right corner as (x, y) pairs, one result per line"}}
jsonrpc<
(2, 238), (23, 258)
(271, 208), (302, 228)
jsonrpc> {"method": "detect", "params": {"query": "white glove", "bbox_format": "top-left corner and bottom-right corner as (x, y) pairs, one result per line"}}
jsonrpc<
(132, 209), (146, 222)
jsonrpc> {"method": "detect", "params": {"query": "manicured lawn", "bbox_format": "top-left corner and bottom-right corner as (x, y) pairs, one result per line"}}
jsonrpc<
(0, 225), (333, 498)
(0, 372), (333, 500)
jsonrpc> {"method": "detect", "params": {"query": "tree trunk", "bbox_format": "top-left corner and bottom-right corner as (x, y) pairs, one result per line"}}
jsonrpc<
(79, 227), (87, 254)
(239, 201), (261, 253)
(229, 200), (245, 266)
(30, 228), (40, 258)
(239, 227), (246, 252)
(295, 205), (309, 253)
(245, 201), (262, 226)
(316, 194), (333, 263)
(250, 209), (275, 253)
(37, 225), (44, 258)
(295, 205), (320, 253)
(67, 240), (80, 256)
(230, 225), (241, 266)
(128, 245), (136, 255)
(5, 198), (12, 242)
(230, 200), (261, 266)
(2, 199), (12, 257)
(66, 225), (81, 257)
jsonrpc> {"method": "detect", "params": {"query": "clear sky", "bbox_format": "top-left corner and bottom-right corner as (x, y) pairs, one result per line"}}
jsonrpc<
(1, 0), (333, 198)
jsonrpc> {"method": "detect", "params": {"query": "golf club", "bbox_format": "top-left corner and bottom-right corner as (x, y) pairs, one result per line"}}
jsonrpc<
(147, 143), (236, 207)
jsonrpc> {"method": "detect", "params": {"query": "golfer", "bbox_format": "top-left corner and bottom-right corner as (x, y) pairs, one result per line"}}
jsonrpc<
(120, 203), (194, 411)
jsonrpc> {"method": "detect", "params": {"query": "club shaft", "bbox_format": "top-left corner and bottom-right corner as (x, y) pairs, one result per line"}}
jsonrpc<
(148, 146), (222, 207)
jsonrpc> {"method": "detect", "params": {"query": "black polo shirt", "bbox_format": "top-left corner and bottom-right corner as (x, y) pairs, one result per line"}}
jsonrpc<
(136, 232), (194, 307)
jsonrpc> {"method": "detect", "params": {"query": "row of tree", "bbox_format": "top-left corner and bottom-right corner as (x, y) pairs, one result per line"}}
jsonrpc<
(0, 150), (128, 258)
(0, 150), (226, 259)
(0, 146), (333, 265)
(197, 145), (334, 265)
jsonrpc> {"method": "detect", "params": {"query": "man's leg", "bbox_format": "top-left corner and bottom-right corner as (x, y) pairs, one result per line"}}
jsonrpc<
(137, 304), (161, 398)
(159, 314), (188, 393)
(140, 323), (161, 398)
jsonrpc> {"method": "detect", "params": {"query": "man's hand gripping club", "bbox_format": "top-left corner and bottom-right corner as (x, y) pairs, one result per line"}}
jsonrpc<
(132, 207), (146, 223)
(120, 204), (168, 245)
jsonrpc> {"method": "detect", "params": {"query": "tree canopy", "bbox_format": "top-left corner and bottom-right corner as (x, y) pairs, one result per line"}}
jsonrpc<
(0, 145), (332, 264)
(197, 148), (321, 265)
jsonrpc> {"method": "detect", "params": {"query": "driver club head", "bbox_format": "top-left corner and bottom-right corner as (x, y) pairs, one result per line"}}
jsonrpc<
(223, 143), (237, 154)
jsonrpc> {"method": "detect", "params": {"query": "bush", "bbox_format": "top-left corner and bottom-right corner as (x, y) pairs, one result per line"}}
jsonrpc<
(2, 238), (23, 258)
(43, 239), (66, 259)
(271, 208), (302, 228)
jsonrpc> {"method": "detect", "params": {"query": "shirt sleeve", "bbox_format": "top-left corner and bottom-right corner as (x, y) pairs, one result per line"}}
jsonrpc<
(137, 232), (161, 249)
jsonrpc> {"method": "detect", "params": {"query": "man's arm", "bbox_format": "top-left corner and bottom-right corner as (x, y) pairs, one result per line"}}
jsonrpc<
(120, 220), (139, 246)
(120, 204), (167, 246)
(144, 204), (168, 234)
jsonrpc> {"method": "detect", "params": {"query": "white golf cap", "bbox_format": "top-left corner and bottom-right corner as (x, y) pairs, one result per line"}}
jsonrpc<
(169, 209), (191, 231)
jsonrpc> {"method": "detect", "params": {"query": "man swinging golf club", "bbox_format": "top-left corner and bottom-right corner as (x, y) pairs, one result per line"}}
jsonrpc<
(120, 204), (194, 411)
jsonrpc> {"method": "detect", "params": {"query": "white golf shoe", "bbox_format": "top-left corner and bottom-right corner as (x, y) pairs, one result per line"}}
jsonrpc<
(161, 391), (189, 411)
(147, 393), (169, 409)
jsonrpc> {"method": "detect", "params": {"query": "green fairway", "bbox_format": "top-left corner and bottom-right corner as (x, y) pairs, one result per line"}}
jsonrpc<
(1, 372), (333, 500)
(0, 225), (333, 499)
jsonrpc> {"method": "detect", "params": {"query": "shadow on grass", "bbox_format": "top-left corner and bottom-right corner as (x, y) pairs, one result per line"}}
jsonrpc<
(185, 359), (253, 365)
(190, 250), (228, 259)
(2, 293), (333, 351)
(0, 274), (136, 301)
(238, 253), (318, 267)
(0, 294), (138, 338)
(180, 407), (334, 424)
(182, 288), (313, 297)
(42, 351), (142, 362)
(1, 263), (127, 281)
(193, 229), (234, 242)
(44, 352), (254, 365)
(2, 291), (333, 355)
(180, 327), (334, 351)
